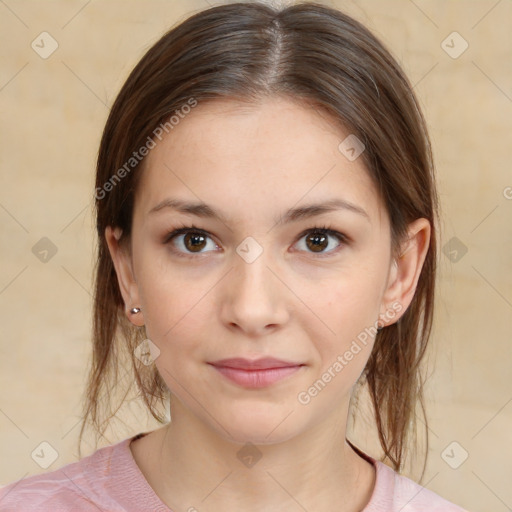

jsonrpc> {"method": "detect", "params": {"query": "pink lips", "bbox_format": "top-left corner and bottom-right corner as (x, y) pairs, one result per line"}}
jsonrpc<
(208, 357), (304, 388)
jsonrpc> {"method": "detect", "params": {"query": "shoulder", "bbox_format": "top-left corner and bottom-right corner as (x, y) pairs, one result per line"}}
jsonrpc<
(0, 438), (129, 512)
(0, 472), (101, 511)
(370, 460), (470, 512)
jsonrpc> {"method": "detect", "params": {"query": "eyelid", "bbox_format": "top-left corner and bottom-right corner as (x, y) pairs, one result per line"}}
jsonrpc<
(291, 225), (348, 257)
(163, 224), (348, 258)
(163, 224), (212, 244)
(294, 226), (348, 244)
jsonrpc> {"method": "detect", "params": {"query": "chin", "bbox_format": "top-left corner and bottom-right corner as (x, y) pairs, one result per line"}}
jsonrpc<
(225, 427), (299, 447)
(211, 407), (303, 446)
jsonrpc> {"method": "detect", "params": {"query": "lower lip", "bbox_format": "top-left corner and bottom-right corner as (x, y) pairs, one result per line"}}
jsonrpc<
(210, 365), (303, 388)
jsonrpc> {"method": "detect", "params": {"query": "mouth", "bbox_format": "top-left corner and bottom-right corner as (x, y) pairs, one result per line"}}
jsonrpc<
(207, 357), (305, 388)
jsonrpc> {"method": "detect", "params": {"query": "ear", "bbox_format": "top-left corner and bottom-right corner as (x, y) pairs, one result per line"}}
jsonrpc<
(378, 218), (431, 328)
(105, 226), (145, 327)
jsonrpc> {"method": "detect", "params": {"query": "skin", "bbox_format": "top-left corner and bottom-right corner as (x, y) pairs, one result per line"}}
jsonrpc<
(105, 96), (430, 512)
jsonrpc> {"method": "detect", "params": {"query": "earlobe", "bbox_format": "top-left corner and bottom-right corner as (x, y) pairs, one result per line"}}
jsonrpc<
(104, 226), (145, 327)
(378, 218), (431, 328)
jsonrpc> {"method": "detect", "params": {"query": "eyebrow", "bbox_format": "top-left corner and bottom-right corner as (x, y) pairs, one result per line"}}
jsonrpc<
(148, 197), (370, 224)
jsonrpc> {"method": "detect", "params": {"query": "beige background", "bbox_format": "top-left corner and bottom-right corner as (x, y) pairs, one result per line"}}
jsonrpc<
(1, 1), (511, 510)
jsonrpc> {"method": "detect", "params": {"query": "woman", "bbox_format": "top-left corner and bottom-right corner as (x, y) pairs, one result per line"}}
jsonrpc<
(0, 2), (469, 510)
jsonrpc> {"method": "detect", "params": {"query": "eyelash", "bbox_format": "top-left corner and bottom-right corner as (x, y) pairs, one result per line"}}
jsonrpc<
(163, 223), (349, 260)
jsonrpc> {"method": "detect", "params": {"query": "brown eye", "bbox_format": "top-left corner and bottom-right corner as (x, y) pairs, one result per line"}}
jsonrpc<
(183, 232), (207, 252)
(164, 225), (347, 259)
(295, 227), (347, 255)
(305, 232), (329, 252)
(164, 226), (218, 257)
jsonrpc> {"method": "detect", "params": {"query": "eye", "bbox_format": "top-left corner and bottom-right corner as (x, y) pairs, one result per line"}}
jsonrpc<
(164, 224), (219, 258)
(293, 225), (348, 256)
(163, 224), (348, 259)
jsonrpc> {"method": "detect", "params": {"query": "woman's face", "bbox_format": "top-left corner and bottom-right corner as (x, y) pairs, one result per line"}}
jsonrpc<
(107, 97), (422, 444)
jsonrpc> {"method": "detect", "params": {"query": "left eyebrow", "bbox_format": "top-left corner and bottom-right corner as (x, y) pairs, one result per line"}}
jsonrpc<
(148, 197), (370, 224)
(278, 198), (370, 225)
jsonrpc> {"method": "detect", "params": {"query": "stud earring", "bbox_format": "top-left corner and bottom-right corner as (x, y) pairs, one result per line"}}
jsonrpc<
(130, 307), (141, 314)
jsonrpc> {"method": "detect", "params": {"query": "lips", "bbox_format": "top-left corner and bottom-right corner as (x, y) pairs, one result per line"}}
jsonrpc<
(208, 357), (304, 371)
(208, 357), (305, 389)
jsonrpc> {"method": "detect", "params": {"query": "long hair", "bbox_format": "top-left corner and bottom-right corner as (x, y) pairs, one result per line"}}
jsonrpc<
(79, 1), (438, 480)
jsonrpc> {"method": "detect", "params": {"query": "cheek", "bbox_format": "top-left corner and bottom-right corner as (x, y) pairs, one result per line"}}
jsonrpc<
(145, 300), (210, 388)
(312, 325), (376, 401)
(303, 273), (381, 369)
(136, 263), (212, 350)
(312, 272), (382, 333)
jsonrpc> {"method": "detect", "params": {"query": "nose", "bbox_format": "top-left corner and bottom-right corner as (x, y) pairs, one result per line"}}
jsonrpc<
(219, 249), (290, 337)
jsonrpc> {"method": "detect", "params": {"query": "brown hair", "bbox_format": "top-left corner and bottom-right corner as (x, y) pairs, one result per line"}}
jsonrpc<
(79, 1), (438, 480)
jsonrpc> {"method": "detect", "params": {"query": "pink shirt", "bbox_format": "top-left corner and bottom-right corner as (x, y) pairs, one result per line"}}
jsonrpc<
(0, 432), (469, 511)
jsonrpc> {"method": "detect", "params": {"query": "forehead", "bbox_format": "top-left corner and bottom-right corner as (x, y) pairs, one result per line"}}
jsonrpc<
(134, 96), (386, 229)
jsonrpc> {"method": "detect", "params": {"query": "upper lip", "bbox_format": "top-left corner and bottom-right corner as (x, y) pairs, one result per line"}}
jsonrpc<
(208, 357), (304, 370)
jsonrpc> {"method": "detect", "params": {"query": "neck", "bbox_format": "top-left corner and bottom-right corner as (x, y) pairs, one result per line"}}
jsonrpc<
(134, 398), (376, 512)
